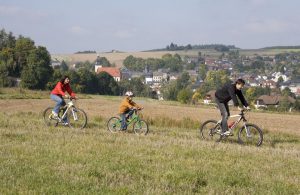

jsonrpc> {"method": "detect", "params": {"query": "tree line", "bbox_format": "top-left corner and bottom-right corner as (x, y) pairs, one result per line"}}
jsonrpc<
(0, 29), (53, 89)
(0, 29), (152, 97)
(123, 54), (184, 72)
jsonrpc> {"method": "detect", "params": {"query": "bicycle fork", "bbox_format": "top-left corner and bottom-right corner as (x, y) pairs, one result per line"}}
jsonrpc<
(71, 107), (78, 121)
(243, 124), (252, 138)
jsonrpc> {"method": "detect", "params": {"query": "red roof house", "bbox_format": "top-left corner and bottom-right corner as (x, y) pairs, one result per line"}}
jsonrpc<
(97, 67), (121, 82)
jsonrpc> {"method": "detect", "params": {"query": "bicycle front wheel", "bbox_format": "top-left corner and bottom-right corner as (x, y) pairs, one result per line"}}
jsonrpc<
(43, 107), (59, 127)
(238, 123), (263, 147)
(133, 120), (149, 135)
(107, 117), (121, 133)
(67, 107), (87, 129)
(199, 120), (222, 142)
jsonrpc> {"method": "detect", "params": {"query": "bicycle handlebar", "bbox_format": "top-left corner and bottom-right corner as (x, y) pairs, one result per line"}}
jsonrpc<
(62, 96), (77, 101)
(240, 108), (251, 115)
(130, 107), (143, 112)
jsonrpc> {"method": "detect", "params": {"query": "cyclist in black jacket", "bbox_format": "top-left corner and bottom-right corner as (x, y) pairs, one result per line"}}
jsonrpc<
(215, 79), (250, 135)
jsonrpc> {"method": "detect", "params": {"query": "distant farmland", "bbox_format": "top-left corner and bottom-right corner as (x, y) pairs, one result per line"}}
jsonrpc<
(51, 48), (300, 67)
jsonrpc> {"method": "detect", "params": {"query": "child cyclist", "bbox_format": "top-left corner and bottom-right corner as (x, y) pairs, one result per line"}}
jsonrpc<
(119, 91), (142, 131)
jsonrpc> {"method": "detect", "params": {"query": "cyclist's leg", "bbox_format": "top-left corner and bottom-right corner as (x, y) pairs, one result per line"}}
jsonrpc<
(215, 98), (229, 133)
(120, 113), (127, 130)
(50, 94), (64, 115)
(126, 109), (134, 120)
(61, 101), (68, 123)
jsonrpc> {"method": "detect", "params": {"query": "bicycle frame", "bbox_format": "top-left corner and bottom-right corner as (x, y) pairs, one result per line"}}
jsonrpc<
(124, 110), (141, 125)
(216, 110), (251, 136)
(57, 99), (78, 122)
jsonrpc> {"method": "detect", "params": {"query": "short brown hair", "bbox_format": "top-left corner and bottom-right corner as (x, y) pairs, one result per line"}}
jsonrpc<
(235, 78), (245, 85)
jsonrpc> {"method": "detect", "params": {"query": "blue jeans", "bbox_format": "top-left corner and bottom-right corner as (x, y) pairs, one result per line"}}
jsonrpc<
(50, 94), (67, 122)
(215, 98), (230, 132)
(120, 109), (134, 130)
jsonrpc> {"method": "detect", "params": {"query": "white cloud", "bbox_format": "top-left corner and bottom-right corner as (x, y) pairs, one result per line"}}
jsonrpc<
(249, 0), (270, 6)
(113, 28), (137, 39)
(0, 5), (47, 18)
(0, 5), (21, 16)
(244, 19), (291, 33)
(70, 26), (92, 35)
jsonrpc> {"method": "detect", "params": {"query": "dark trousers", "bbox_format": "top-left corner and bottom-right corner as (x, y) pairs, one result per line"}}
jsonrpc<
(215, 98), (230, 132)
(120, 109), (134, 130)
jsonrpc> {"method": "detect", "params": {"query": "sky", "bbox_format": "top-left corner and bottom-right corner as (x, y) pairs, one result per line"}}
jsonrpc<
(1, 0), (300, 54)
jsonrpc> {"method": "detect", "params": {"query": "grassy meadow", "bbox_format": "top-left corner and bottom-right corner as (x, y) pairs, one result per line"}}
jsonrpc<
(0, 89), (300, 194)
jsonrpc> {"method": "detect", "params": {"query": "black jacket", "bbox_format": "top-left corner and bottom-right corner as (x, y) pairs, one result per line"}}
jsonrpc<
(215, 83), (248, 107)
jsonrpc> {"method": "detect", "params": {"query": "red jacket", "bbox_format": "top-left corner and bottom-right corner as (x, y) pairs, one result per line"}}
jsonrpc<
(51, 82), (75, 97)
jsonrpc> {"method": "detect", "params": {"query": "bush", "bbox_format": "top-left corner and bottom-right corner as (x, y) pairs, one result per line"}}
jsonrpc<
(177, 88), (193, 104)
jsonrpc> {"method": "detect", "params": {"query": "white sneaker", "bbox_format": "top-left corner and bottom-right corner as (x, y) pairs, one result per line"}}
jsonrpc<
(51, 111), (59, 120)
(63, 122), (69, 126)
(221, 131), (233, 136)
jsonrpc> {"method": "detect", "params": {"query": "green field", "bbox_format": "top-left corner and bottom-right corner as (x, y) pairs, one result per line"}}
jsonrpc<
(0, 90), (299, 194)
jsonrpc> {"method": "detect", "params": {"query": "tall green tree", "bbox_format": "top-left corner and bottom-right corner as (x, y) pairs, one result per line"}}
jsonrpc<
(14, 37), (35, 77)
(98, 57), (112, 67)
(60, 60), (69, 72)
(0, 61), (10, 87)
(176, 72), (190, 89)
(119, 77), (151, 97)
(199, 64), (207, 80)
(21, 46), (53, 89)
(96, 72), (119, 95)
(76, 68), (98, 93)
(161, 80), (178, 100)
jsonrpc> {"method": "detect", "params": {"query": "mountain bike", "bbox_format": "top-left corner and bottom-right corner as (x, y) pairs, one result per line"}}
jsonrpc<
(43, 98), (87, 129)
(107, 108), (149, 135)
(200, 109), (263, 146)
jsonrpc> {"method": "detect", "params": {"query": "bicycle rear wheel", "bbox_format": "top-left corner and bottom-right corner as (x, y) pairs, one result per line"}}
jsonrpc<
(238, 123), (263, 147)
(199, 120), (222, 142)
(43, 107), (59, 127)
(107, 117), (121, 133)
(133, 120), (149, 135)
(67, 107), (87, 129)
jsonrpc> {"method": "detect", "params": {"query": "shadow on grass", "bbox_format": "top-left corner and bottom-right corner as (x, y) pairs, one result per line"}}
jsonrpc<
(268, 137), (300, 148)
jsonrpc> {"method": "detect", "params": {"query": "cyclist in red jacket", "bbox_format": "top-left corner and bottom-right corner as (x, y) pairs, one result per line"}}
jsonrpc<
(50, 76), (76, 121)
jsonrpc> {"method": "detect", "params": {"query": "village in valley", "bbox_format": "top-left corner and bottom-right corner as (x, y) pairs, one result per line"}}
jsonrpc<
(51, 46), (300, 111)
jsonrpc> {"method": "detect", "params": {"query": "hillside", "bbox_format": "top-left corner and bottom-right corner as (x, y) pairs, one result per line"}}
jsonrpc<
(0, 93), (299, 193)
(51, 48), (300, 67)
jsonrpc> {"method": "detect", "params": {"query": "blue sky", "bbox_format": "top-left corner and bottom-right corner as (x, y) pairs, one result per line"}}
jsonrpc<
(1, 0), (300, 54)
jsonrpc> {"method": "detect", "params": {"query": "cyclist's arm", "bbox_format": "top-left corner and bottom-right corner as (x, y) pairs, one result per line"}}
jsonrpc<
(228, 86), (239, 107)
(131, 101), (142, 109)
(236, 90), (249, 107)
(65, 84), (76, 98)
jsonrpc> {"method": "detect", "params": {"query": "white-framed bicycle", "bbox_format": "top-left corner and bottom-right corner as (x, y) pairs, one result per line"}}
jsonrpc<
(43, 98), (87, 129)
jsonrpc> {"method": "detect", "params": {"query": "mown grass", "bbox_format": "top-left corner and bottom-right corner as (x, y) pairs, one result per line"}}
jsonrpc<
(0, 111), (299, 194)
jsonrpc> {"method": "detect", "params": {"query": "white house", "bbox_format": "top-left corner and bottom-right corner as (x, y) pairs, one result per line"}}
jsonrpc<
(271, 72), (289, 82)
(153, 71), (163, 83)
